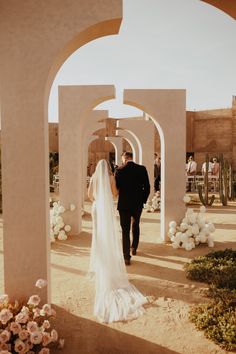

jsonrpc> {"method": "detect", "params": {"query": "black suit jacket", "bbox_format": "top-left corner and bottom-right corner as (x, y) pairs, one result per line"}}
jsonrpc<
(115, 161), (150, 211)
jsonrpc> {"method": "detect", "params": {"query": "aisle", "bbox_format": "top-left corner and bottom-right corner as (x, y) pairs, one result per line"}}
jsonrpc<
(0, 203), (235, 353)
(49, 202), (236, 354)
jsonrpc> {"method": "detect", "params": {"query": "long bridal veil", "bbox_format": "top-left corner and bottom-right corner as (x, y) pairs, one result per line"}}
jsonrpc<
(89, 159), (147, 323)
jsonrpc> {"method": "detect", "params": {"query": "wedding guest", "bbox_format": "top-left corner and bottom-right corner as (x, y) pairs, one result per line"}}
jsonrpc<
(202, 160), (213, 175)
(154, 154), (161, 192)
(186, 155), (197, 192)
(212, 157), (220, 177)
(186, 156), (197, 176)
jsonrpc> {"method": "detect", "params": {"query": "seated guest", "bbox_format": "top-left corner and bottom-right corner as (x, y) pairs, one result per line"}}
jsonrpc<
(186, 156), (197, 176)
(202, 160), (213, 175)
(212, 157), (220, 177)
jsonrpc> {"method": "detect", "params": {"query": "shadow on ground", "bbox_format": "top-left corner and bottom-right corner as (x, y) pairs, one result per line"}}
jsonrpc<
(50, 305), (180, 354)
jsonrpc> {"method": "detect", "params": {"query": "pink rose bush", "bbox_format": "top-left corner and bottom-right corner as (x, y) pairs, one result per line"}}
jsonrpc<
(50, 202), (75, 243)
(0, 280), (63, 353)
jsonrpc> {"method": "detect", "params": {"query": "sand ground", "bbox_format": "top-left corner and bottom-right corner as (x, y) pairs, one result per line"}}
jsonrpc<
(0, 199), (235, 354)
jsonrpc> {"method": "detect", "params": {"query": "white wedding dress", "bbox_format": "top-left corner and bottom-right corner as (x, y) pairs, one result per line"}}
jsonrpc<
(88, 159), (147, 323)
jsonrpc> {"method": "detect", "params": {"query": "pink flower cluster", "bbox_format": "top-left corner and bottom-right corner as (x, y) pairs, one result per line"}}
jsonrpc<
(0, 280), (64, 353)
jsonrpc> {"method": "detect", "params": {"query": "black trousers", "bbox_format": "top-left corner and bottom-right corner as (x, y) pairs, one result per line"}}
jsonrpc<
(154, 175), (160, 192)
(119, 208), (143, 260)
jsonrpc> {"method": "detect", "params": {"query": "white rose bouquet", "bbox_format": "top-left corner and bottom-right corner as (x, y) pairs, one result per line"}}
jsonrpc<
(168, 197), (215, 251)
(144, 195), (161, 212)
(50, 202), (75, 243)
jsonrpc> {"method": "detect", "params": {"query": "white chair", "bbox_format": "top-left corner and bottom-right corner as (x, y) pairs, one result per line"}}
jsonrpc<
(186, 175), (196, 192)
(209, 175), (219, 192)
(195, 175), (204, 191)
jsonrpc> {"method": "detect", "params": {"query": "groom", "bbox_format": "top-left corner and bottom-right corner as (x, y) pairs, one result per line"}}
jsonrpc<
(115, 152), (150, 265)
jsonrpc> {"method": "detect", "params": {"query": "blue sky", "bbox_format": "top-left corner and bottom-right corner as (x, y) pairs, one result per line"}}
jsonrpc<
(48, 0), (236, 121)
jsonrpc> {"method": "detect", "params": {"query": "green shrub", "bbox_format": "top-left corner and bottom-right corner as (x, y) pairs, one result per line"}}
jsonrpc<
(186, 249), (236, 350)
(185, 248), (236, 289)
(206, 286), (236, 305)
(189, 299), (236, 350)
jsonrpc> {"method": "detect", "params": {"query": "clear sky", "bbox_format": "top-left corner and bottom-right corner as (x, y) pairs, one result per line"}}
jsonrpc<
(48, 0), (236, 122)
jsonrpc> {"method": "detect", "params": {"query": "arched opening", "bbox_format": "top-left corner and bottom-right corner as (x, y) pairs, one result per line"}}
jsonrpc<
(118, 127), (142, 164)
(116, 128), (139, 163)
(88, 131), (115, 176)
(45, 20), (123, 301)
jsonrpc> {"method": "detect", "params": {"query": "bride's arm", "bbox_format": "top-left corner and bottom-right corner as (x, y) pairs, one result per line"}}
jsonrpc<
(88, 177), (94, 201)
(110, 175), (118, 197)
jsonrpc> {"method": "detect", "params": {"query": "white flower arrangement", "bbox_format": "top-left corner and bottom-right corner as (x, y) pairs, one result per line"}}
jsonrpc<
(183, 194), (191, 204)
(50, 201), (75, 243)
(169, 204), (215, 251)
(144, 195), (160, 212)
(0, 280), (64, 353)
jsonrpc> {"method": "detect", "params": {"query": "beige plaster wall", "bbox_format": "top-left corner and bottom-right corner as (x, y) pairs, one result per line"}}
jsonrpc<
(49, 123), (59, 152)
(0, 1), (122, 301)
(187, 104), (236, 171)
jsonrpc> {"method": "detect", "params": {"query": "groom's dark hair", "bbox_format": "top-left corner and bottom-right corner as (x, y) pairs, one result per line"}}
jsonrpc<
(122, 151), (133, 159)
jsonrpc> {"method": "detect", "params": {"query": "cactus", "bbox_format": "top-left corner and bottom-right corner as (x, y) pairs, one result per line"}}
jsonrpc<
(229, 164), (232, 200)
(0, 147), (2, 213)
(219, 153), (229, 206)
(228, 164), (235, 201)
(232, 172), (236, 201)
(198, 153), (215, 206)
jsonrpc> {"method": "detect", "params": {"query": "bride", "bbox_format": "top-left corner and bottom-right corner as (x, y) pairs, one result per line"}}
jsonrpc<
(88, 159), (147, 323)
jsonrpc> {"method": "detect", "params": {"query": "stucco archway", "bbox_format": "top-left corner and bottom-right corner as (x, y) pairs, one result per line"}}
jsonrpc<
(59, 86), (116, 234)
(104, 136), (123, 166)
(116, 128), (140, 163)
(0, 1), (122, 301)
(124, 89), (186, 242)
